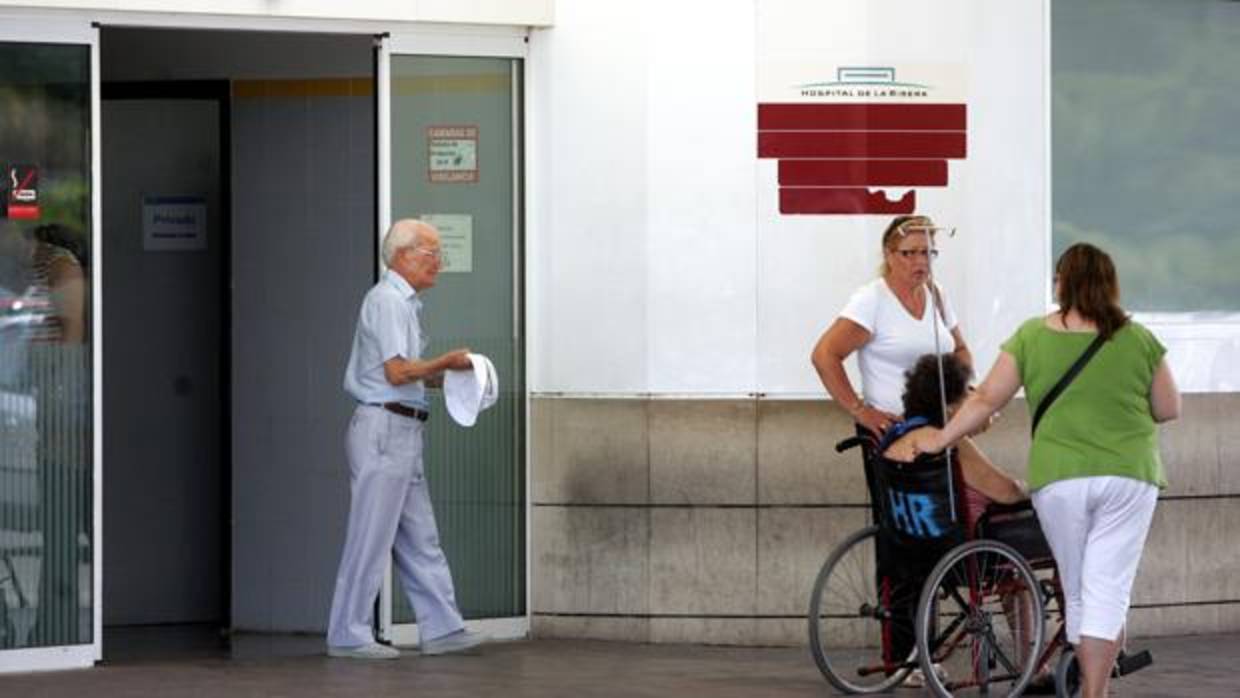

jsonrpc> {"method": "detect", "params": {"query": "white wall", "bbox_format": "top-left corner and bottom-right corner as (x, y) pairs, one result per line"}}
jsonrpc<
(527, 1), (652, 393)
(0, 0), (553, 26)
(529, 0), (1048, 396)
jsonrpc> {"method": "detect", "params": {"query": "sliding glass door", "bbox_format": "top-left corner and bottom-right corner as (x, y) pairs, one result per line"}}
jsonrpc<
(376, 31), (527, 645)
(0, 19), (100, 672)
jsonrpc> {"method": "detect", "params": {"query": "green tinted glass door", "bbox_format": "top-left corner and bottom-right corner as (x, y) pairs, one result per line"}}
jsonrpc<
(385, 52), (525, 637)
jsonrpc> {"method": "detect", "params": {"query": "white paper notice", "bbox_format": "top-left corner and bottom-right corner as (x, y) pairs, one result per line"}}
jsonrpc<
(143, 196), (207, 251)
(420, 214), (472, 273)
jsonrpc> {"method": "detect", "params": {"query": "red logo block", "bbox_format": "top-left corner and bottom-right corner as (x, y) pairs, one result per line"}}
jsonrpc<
(757, 103), (967, 215)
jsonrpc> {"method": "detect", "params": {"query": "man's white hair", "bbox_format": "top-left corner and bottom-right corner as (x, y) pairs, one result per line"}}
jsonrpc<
(381, 218), (436, 267)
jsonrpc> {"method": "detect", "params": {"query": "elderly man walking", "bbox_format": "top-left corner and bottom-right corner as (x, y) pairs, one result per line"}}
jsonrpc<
(326, 219), (484, 659)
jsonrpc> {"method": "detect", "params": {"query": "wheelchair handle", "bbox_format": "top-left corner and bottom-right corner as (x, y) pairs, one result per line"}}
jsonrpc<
(835, 436), (867, 453)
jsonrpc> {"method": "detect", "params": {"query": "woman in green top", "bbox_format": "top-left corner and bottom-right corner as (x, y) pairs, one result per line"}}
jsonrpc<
(911, 243), (1180, 698)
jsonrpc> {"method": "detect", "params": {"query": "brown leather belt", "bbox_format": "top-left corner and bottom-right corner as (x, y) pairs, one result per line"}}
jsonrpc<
(375, 402), (429, 421)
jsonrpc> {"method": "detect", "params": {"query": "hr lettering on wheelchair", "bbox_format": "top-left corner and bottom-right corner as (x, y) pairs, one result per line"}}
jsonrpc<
(886, 489), (943, 537)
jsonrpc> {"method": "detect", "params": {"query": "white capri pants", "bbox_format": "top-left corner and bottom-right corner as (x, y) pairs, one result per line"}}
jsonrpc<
(1032, 475), (1158, 644)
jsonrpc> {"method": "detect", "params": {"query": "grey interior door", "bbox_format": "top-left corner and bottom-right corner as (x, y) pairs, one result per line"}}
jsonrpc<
(101, 94), (224, 626)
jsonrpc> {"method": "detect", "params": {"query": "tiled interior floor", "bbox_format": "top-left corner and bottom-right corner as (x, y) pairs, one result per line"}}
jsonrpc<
(3, 627), (1235, 697)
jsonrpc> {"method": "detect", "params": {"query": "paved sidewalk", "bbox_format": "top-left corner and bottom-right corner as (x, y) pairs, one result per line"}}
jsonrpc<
(3, 631), (1233, 696)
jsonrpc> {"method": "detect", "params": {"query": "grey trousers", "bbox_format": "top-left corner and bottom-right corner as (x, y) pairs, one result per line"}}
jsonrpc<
(327, 404), (464, 647)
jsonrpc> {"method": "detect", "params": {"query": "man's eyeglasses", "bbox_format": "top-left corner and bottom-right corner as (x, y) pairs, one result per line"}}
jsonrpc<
(411, 247), (444, 264)
(896, 248), (939, 259)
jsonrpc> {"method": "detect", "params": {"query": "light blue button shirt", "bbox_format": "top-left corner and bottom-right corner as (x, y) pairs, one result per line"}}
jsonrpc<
(343, 269), (430, 409)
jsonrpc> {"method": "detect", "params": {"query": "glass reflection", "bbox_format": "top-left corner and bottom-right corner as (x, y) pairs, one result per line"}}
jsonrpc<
(0, 42), (92, 649)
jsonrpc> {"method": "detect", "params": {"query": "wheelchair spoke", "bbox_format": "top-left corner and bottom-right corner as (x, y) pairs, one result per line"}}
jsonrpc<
(985, 627), (1021, 676)
(945, 580), (970, 613)
(929, 614), (968, 661)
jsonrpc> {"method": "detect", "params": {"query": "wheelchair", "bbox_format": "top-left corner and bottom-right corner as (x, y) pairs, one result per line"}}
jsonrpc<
(807, 431), (1069, 697)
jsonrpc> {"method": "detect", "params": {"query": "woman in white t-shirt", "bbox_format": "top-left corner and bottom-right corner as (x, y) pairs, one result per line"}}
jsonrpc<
(811, 215), (973, 436)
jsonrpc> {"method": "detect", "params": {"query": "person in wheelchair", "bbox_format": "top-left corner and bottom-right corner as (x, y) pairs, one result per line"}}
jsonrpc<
(880, 353), (1025, 509)
(874, 353), (1028, 689)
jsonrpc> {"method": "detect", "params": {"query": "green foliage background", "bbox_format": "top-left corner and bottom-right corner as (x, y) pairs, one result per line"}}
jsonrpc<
(1053, 0), (1240, 311)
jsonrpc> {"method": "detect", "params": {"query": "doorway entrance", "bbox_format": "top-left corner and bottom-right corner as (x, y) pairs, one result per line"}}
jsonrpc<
(98, 27), (379, 651)
(100, 80), (230, 634)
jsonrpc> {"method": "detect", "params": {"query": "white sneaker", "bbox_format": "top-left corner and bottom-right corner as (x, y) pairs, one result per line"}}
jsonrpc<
(420, 628), (486, 656)
(902, 663), (947, 688)
(327, 642), (401, 660)
(902, 668), (928, 688)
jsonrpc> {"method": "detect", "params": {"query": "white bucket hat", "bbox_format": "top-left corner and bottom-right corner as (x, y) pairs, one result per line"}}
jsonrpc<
(444, 352), (498, 427)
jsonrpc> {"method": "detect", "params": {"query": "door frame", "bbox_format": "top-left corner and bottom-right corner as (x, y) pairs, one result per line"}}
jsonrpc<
(0, 16), (101, 673)
(376, 29), (530, 646)
(98, 79), (233, 631)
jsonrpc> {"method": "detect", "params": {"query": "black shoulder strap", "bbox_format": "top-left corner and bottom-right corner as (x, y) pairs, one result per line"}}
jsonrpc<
(1031, 333), (1107, 436)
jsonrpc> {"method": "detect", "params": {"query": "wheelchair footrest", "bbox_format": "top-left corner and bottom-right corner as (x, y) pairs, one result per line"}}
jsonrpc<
(1115, 649), (1153, 677)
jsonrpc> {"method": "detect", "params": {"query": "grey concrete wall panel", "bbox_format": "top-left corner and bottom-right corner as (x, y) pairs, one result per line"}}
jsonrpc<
(756, 508), (867, 617)
(756, 401), (863, 505)
(649, 508), (756, 616)
(649, 401), (756, 505)
(530, 394), (1240, 645)
(531, 615), (650, 643)
(531, 399), (649, 505)
(531, 507), (648, 615)
(1159, 393), (1240, 497)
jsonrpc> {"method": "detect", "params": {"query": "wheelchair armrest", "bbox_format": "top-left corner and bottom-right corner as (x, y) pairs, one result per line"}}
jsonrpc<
(981, 500), (1034, 519)
(974, 500), (1034, 538)
(975, 499), (1054, 562)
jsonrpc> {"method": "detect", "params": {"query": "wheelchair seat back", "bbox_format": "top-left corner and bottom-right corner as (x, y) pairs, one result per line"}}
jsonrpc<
(868, 450), (968, 564)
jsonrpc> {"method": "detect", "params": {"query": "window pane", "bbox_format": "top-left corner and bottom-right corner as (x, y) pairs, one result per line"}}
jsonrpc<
(0, 42), (93, 648)
(1053, 0), (1240, 311)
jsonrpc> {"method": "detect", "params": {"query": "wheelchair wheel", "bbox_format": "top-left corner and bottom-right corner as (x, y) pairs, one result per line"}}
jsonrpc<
(1054, 648), (1080, 697)
(914, 540), (1045, 697)
(807, 526), (915, 693)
